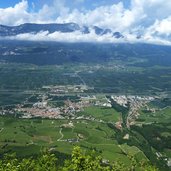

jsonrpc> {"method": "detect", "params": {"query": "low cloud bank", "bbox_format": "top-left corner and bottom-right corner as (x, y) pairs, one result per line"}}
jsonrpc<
(1, 30), (171, 46)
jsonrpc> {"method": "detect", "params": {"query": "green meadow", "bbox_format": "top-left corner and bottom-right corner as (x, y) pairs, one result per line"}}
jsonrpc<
(0, 115), (147, 166)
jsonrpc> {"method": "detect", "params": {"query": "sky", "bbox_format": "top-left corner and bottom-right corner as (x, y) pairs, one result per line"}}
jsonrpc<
(0, 0), (171, 45)
(0, 0), (130, 11)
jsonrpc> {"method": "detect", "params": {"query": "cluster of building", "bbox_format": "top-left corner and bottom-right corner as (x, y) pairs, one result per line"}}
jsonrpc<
(111, 95), (155, 128)
(0, 89), (157, 129)
(42, 85), (92, 94)
(111, 95), (154, 107)
(16, 98), (92, 119)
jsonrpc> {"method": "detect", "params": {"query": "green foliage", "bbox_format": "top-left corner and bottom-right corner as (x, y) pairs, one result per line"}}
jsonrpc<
(62, 146), (110, 171)
(0, 153), (57, 171)
(61, 146), (159, 171)
(0, 146), (160, 171)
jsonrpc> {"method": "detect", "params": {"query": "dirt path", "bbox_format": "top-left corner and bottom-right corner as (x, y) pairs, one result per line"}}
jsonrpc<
(0, 128), (4, 133)
(57, 128), (64, 141)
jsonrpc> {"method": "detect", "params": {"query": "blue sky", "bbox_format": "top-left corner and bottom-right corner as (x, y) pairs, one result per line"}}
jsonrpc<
(0, 0), (130, 14)
(0, 0), (171, 45)
(0, 0), (34, 8)
(0, 0), (130, 11)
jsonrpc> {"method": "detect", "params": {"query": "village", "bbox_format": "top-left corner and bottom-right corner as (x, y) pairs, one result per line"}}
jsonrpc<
(111, 95), (156, 128)
(0, 85), (157, 129)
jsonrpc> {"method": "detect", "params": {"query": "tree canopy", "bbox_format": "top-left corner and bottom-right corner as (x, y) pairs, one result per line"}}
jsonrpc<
(0, 146), (158, 171)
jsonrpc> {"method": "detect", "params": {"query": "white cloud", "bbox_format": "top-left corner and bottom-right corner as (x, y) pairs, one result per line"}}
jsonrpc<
(0, 0), (53, 25)
(52, 0), (70, 16)
(2, 30), (123, 43)
(2, 29), (170, 46)
(1, 0), (171, 45)
(146, 17), (171, 36)
(56, 2), (136, 32)
(0, 0), (29, 26)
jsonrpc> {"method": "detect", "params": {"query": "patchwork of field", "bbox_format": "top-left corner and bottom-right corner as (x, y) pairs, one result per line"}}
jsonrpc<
(1, 101), (170, 170)
(134, 106), (171, 160)
(78, 106), (120, 123)
(0, 115), (147, 165)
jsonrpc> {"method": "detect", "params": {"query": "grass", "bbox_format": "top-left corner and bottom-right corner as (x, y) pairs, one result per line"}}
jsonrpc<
(79, 106), (120, 123)
(164, 149), (171, 158)
(137, 107), (171, 124)
(0, 115), (144, 165)
(133, 104), (171, 169)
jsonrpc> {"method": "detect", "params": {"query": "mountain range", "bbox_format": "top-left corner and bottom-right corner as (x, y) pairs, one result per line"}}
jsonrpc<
(0, 23), (124, 38)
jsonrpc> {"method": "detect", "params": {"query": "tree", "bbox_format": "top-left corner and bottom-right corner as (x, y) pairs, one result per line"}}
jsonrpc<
(0, 146), (159, 171)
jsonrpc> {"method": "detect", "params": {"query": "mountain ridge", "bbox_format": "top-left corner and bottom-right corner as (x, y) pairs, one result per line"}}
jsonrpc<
(0, 23), (124, 38)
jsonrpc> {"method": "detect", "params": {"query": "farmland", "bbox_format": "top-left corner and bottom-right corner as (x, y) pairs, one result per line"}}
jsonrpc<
(0, 41), (171, 170)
